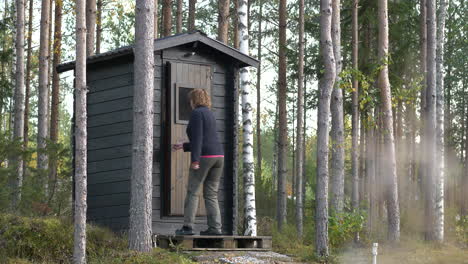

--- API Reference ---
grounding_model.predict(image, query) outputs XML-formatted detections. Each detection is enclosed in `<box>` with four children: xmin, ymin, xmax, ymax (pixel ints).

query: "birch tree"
<box><xmin>435</xmin><ymin>0</ymin><xmax>447</xmax><ymax>243</ymax></box>
<box><xmin>330</xmin><ymin>0</ymin><xmax>344</xmax><ymax>215</ymax></box>
<box><xmin>73</xmin><ymin>0</ymin><xmax>87</xmax><ymax>261</ymax></box>
<box><xmin>11</xmin><ymin>0</ymin><xmax>26</xmax><ymax>209</ymax></box>
<box><xmin>378</xmin><ymin>0</ymin><xmax>400</xmax><ymax>242</ymax></box>
<box><xmin>188</xmin><ymin>0</ymin><xmax>196</xmax><ymax>31</ymax></box>
<box><xmin>315</xmin><ymin>0</ymin><xmax>335</xmax><ymax>256</ymax></box>
<box><xmin>237</xmin><ymin>0</ymin><xmax>257</xmax><ymax>236</ymax></box>
<box><xmin>295</xmin><ymin>0</ymin><xmax>305</xmax><ymax>238</ymax></box>
<box><xmin>37</xmin><ymin>0</ymin><xmax>50</xmax><ymax>181</ymax></box>
<box><xmin>217</xmin><ymin>0</ymin><xmax>230</xmax><ymax>43</ymax></box>
<box><xmin>86</xmin><ymin>0</ymin><xmax>96</xmax><ymax>56</ymax></box>
<box><xmin>277</xmin><ymin>0</ymin><xmax>288</xmax><ymax>231</ymax></box>
<box><xmin>49</xmin><ymin>0</ymin><xmax>63</xmax><ymax>202</ymax></box>
<box><xmin>129</xmin><ymin>0</ymin><xmax>154</xmax><ymax>252</ymax></box>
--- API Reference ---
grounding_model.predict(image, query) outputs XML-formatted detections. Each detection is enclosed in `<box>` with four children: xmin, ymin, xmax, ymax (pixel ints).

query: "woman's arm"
<box><xmin>188</xmin><ymin>110</ymin><xmax>203</xmax><ymax>163</ymax></box>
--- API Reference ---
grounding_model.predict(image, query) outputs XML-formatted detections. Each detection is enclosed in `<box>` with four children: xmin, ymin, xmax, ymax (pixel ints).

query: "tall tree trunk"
<box><xmin>86</xmin><ymin>0</ymin><xmax>96</xmax><ymax>56</ymax></box>
<box><xmin>154</xmin><ymin>0</ymin><xmax>159</xmax><ymax>38</ymax></box>
<box><xmin>233</xmin><ymin>0</ymin><xmax>239</xmax><ymax>49</ymax></box>
<box><xmin>418</xmin><ymin>0</ymin><xmax>427</xmax><ymax>202</ymax></box>
<box><xmin>277</xmin><ymin>0</ymin><xmax>288</xmax><ymax>231</ymax></box>
<box><xmin>366</xmin><ymin>111</ymin><xmax>376</xmax><ymax>234</ymax></box>
<box><xmin>95</xmin><ymin>0</ymin><xmax>102</xmax><ymax>54</ymax></box>
<box><xmin>238</xmin><ymin>0</ymin><xmax>257</xmax><ymax>236</ymax></box>
<box><xmin>48</xmin><ymin>0</ymin><xmax>63</xmax><ymax>204</ymax></box>
<box><xmin>73</xmin><ymin>0</ymin><xmax>87</xmax><ymax>262</ymax></box>
<box><xmin>295</xmin><ymin>0</ymin><xmax>305</xmax><ymax>238</ymax></box>
<box><xmin>434</xmin><ymin>0</ymin><xmax>446</xmax><ymax>242</ymax></box>
<box><xmin>255</xmin><ymin>0</ymin><xmax>262</xmax><ymax>179</ymax></box>
<box><xmin>424</xmin><ymin>0</ymin><xmax>437</xmax><ymax>241</ymax></box>
<box><xmin>129</xmin><ymin>0</ymin><xmax>154</xmax><ymax>252</ymax></box>
<box><xmin>176</xmin><ymin>0</ymin><xmax>182</xmax><ymax>33</ymax></box>
<box><xmin>11</xmin><ymin>0</ymin><xmax>26</xmax><ymax>210</ymax></box>
<box><xmin>378</xmin><ymin>0</ymin><xmax>400</xmax><ymax>242</ymax></box>
<box><xmin>217</xmin><ymin>0</ymin><xmax>229</xmax><ymax>43</ymax></box>
<box><xmin>23</xmin><ymin>0</ymin><xmax>33</xmax><ymax>178</ymax></box>
<box><xmin>188</xmin><ymin>0</ymin><xmax>196</xmax><ymax>31</ymax></box>
<box><xmin>162</xmin><ymin>0</ymin><xmax>172</xmax><ymax>36</ymax></box>
<box><xmin>330</xmin><ymin>0</ymin><xmax>344</xmax><ymax>215</ymax></box>
<box><xmin>37</xmin><ymin>0</ymin><xmax>50</xmax><ymax>185</ymax></box>
<box><xmin>315</xmin><ymin>0</ymin><xmax>335</xmax><ymax>256</ymax></box>
<box><xmin>351</xmin><ymin>0</ymin><xmax>359</xmax><ymax>216</ymax></box>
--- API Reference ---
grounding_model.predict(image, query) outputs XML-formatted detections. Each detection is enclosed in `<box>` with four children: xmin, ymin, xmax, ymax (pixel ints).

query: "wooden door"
<box><xmin>168</xmin><ymin>62</ymin><xmax>212</xmax><ymax>216</ymax></box>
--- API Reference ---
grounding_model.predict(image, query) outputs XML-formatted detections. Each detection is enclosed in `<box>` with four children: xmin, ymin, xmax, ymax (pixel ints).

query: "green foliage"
<box><xmin>328</xmin><ymin>208</ymin><xmax>367</xmax><ymax>249</ymax></box>
<box><xmin>455</xmin><ymin>215</ymin><xmax>468</xmax><ymax>247</ymax></box>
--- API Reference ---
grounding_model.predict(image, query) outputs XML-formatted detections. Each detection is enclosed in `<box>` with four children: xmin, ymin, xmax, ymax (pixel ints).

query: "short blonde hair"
<box><xmin>189</xmin><ymin>89</ymin><xmax>211</xmax><ymax>108</ymax></box>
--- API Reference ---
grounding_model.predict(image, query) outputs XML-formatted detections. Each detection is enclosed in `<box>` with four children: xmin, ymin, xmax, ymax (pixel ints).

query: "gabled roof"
<box><xmin>57</xmin><ymin>31</ymin><xmax>258</xmax><ymax>73</ymax></box>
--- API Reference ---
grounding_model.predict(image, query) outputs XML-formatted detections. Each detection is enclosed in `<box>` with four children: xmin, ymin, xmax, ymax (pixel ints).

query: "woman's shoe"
<box><xmin>175</xmin><ymin>226</ymin><xmax>194</xmax><ymax>235</ymax></box>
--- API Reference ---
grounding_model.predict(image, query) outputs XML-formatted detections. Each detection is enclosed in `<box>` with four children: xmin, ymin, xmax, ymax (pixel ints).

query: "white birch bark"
<box><xmin>316</xmin><ymin>0</ymin><xmax>335</xmax><ymax>256</ymax></box>
<box><xmin>378</xmin><ymin>0</ymin><xmax>400</xmax><ymax>242</ymax></box>
<box><xmin>86</xmin><ymin>0</ymin><xmax>96</xmax><ymax>56</ymax></box>
<box><xmin>435</xmin><ymin>0</ymin><xmax>446</xmax><ymax>243</ymax></box>
<box><xmin>330</xmin><ymin>0</ymin><xmax>344</xmax><ymax>215</ymax></box>
<box><xmin>238</xmin><ymin>0</ymin><xmax>256</xmax><ymax>237</ymax></box>
<box><xmin>37</xmin><ymin>0</ymin><xmax>50</xmax><ymax>178</ymax></box>
<box><xmin>11</xmin><ymin>0</ymin><xmax>26</xmax><ymax>209</ymax></box>
<box><xmin>295</xmin><ymin>0</ymin><xmax>305</xmax><ymax>238</ymax></box>
<box><xmin>129</xmin><ymin>0</ymin><xmax>154</xmax><ymax>251</ymax></box>
<box><xmin>73</xmin><ymin>0</ymin><xmax>87</xmax><ymax>262</ymax></box>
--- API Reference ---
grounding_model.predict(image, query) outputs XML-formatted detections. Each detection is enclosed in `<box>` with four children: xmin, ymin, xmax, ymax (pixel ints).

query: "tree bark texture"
<box><xmin>277</xmin><ymin>0</ymin><xmax>288</xmax><ymax>231</ymax></box>
<box><xmin>162</xmin><ymin>0</ymin><xmax>172</xmax><ymax>36</ymax></box>
<box><xmin>238</xmin><ymin>0</ymin><xmax>257</xmax><ymax>236</ymax></box>
<box><xmin>295</xmin><ymin>0</ymin><xmax>305</xmax><ymax>238</ymax></box>
<box><xmin>176</xmin><ymin>0</ymin><xmax>182</xmax><ymax>33</ymax></box>
<box><xmin>315</xmin><ymin>0</ymin><xmax>335</xmax><ymax>257</ymax></box>
<box><xmin>188</xmin><ymin>0</ymin><xmax>196</xmax><ymax>31</ymax></box>
<box><xmin>217</xmin><ymin>0</ymin><xmax>230</xmax><ymax>43</ymax></box>
<box><xmin>233</xmin><ymin>0</ymin><xmax>239</xmax><ymax>49</ymax></box>
<box><xmin>129</xmin><ymin>0</ymin><xmax>154</xmax><ymax>252</ymax></box>
<box><xmin>418</xmin><ymin>0</ymin><xmax>427</xmax><ymax>202</ymax></box>
<box><xmin>378</xmin><ymin>0</ymin><xmax>400</xmax><ymax>242</ymax></box>
<box><xmin>330</xmin><ymin>0</ymin><xmax>344</xmax><ymax>215</ymax></box>
<box><xmin>96</xmin><ymin>0</ymin><xmax>102</xmax><ymax>53</ymax></box>
<box><xmin>48</xmin><ymin>0</ymin><xmax>63</xmax><ymax>204</ymax></box>
<box><xmin>23</xmin><ymin>0</ymin><xmax>33</xmax><ymax>177</ymax></box>
<box><xmin>366</xmin><ymin>112</ymin><xmax>376</xmax><ymax>234</ymax></box>
<box><xmin>73</xmin><ymin>0</ymin><xmax>87</xmax><ymax>262</ymax></box>
<box><xmin>11</xmin><ymin>0</ymin><xmax>26</xmax><ymax>210</ymax></box>
<box><xmin>86</xmin><ymin>0</ymin><xmax>96</xmax><ymax>56</ymax></box>
<box><xmin>351</xmin><ymin>0</ymin><xmax>359</xmax><ymax>214</ymax></box>
<box><xmin>154</xmin><ymin>0</ymin><xmax>158</xmax><ymax>38</ymax></box>
<box><xmin>255</xmin><ymin>0</ymin><xmax>262</xmax><ymax>180</ymax></box>
<box><xmin>37</xmin><ymin>0</ymin><xmax>50</xmax><ymax>176</ymax></box>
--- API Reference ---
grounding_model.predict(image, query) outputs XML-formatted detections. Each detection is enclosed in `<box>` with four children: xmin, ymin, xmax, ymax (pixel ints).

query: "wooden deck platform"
<box><xmin>155</xmin><ymin>235</ymin><xmax>272</xmax><ymax>251</ymax></box>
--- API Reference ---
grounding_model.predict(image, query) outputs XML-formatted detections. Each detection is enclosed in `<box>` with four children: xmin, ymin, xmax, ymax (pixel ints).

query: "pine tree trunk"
<box><xmin>351</xmin><ymin>0</ymin><xmax>359</xmax><ymax>216</ymax></box>
<box><xmin>73</xmin><ymin>0</ymin><xmax>87</xmax><ymax>262</ymax></box>
<box><xmin>48</xmin><ymin>0</ymin><xmax>63</xmax><ymax>203</ymax></box>
<box><xmin>366</xmin><ymin>111</ymin><xmax>376</xmax><ymax>234</ymax></box>
<box><xmin>238</xmin><ymin>0</ymin><xmax>257</xmax><ymax>236</ymax></box>
<box><xmin>129</xmin><ymin>0</ymin><xmax>154</xmax><ymax>252</ymax></box>
<box><xmin>295</xmin><ymin>0</ymin><xmax>305</xmax><ymax>238</ymax></box>
<box><xmin>315</xmin><ymin>0</ymin><xmax>336</xmax><ymax>256</ymax></box>
<box><xmin>330</xmin><ymin>0</ymin><xmax>344</xmax><ymax>215</ymax></box>
<box><xmin>154</xmin><ymin>0</ymin><xmax>158</xmax><ymax>38</ymax></box>
<box><xmin>162</xmin><ymin>0</ymin><xmax>172</xmax><ymax>36</ymax></box>
<box><xmin>188</xmin><ymin>0</ymin><xmax>196</xmax><ymax>31</ymax></box>
<box><xmin>37</xmin><ymin>0</ymin><xmax>50</xmax><ymax>181</ymax></box>
<box><xmin>378</xmin><ymin>0</ymin><xmax>400</xmax><ymax>242</ymax></box>
<box><xmin>86</xmin><ymin>0</ymin><xmax>96</xmax><ymax>56</ymax></box>
<box><xmin>255</xmin><ymin>0</ymin><xmax>262</xmax><ymax>179</ymax></box>
<box><xmin>233</xmin><ymin>0</ymin><xmax>239</xmax><ymax>49</ymax></box>
<box><xmin>277</xmin><ymin>0</ymin><xmax>288</xmax><ymax>231</ymax></box>
<box><xmin>434</xmin><ymin>0</ymin><xmax>446</xmax><ymax>242</ymax></box>
<box><xmin>217</xmin><ymin>0</ymin><xmax>229</xmax><ymax>43</ymax></box>
<box><xmin>176</xmin><ymin>0</ymin><xmax>182</xmax><ymax>33</ymax></box>
<box><xmin>95</xmin><ymin>0</ymin><xmax>102</xmax><ymax>54</ymax></box>
<box><xmin>418</xmin><ymin>0</ymin><xmax>427</xmax><ymax>202</ymax></box>
<box><xmin>11</xmin><ymin>0</ymin><xmax>26</xmax><ymax>210</ymax></box>
<box><xmin>23</xmin><ymin>0</ymin><xmax>33</xmax><ymax>178</ymax></box>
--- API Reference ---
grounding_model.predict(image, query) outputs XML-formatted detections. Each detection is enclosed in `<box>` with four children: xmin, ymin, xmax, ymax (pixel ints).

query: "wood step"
<box><xmin>156</xmin><ymin>235</ymin><xmax>272</xmax><ymax>251</ymax></box>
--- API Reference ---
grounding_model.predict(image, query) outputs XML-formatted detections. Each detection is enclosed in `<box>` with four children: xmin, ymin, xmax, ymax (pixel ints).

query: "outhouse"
<box><xmin>57</xmin><ymin>31</ymin><xmax>258</xmax><ymax>235</ymax></box>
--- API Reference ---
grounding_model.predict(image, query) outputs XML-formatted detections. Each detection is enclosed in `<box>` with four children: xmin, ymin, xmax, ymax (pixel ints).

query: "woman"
<box><xmin>172</xmin><ymin>89</ymin><xmax>224</xmax><ymax>236</ymax></box>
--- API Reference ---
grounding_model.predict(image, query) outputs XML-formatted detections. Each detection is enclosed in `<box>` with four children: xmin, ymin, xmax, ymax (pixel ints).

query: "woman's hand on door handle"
<box><xmin>172</xmin><ymin>143</ymin><xmax>183</xmax><ymax>151</ymax></box>
<box><xmin>191</xmin><ymin>162</ymin><xmax>200</xmax><ymax>170</ymax></box>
